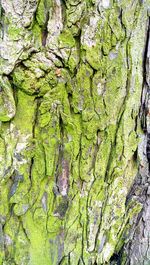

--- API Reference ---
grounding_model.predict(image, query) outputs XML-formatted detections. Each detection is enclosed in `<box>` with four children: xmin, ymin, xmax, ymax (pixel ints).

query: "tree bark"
<box><xmin>0</xmin><ymin>0</ymin><xmax>150</xmax><ymax>264</ymax></box>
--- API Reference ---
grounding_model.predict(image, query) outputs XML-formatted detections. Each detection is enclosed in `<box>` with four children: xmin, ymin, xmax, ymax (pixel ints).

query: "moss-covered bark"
<box><xmin>0</xmin><ymin>0</ymin><xmax>150</xmax><ymax>264</ymax></box>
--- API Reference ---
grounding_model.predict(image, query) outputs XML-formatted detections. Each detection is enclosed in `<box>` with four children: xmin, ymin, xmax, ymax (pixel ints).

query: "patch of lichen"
<box><xmin>57</xmin><ymin>29</ymin><xmax>79</xmax><ymax>72</ymax></box>
<box><xmin>0</xmin><ymin>76</ymin><xmax>16</xmax><ymax>122</ymax></box>
<box><xmin>12</xmin><ymin>66</ymin><xmax>51</xmax><ymax>95</ymax></box>
<box><xmin>115</xmin><ymin>199</ymin><xmax>143</xmax><ymax>254</ymax></box>
<box><xmin>12</xmin><ymin>56</ymin><xmax>74</xmax><ymax>96</ymax></box>
<box><xmin>7</xmin><ymin>90</ymin><xmax>36</xmax><ymax>209</ymax></box>
<box><xmin>65</xmin><ymin>0</ymin><xmax>87</xmax><ymax>36</ymax></box>
<box><xmin>120</xmin><ymin>0</ymin><xmax>142</xmax><ymax>36</ymax></box>
<box><xmin>81</xmin><ymin>6</ymin><xmax>126</xmax><ymax>71</ymax></box>
<box><xmin>7</xmin><ymin>24</ymin><xmax>23</xmax><ymax>41</ymax></box>
<box><xmin>3</xmin><ymin>14</ymin><xmax>24</xmax><ymax>41</ymax></box>
<box><xmin>33</xmin><ymin>0</ymin><xmax>52</xmax><ymax>45</ymax></box>
<box><xmin>91</xmin><ymin>43</ymin><xmax>127</xmax><ymax>130</ymax></box>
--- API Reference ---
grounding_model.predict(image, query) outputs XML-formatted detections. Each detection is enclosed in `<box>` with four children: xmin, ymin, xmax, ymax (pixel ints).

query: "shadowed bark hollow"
<box><xmin>0</xmin><ymin>0</ymin><xmax>150</xmax><ymax>264</ymax></box>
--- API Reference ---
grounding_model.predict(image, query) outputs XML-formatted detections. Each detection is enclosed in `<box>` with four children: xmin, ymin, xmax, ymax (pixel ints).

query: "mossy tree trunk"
<box><xmin>0</xmin><ymin>0</ymin><xmax>150</xmax><ymax>264</ymax></box>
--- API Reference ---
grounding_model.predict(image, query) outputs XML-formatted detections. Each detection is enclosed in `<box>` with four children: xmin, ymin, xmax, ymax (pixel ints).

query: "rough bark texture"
<box><xmin>0</xmin><ymin>0</ymin><xmax>150</xmax><ymax>264</ymax></box>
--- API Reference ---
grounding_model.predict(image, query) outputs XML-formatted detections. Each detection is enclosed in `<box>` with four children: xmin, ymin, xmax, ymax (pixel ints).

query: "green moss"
<box><xmin>102</xmin><ymin>23</ymin><xmax>112</xmax><ymax>55</ymax></box>
<box><xmin>12</xmin><ymin>67</ymin><xmax>36</xmax><ymax>95</ymax></box>
<box><xmin>22</xmin><ymin>211</ymin><xmax>51</xmax><ymax>265</ymax></box>
<box><xmin>36</xmin><ymin>0</ymin><xmax>46</xmax><ymax>27</ymax></box>
<box><xmin>58</xmin><ymin>30</ymin><xmax>75</xmax><ymax>48</ymax></box>
<box><xmin>85</xmin><ymin>45</ymin><xmax>102</xmax><ymax>70</ymax></box>
<box><xmin>67</xmin><ymin>48</ymin><xmax>79</xmax><ymax>73</ymax></box>
<box><xmin>36</xmin><ymin>0</ymin><xmax>52</xmax><ymax>27</ymax></box>
<box><xmin>32</xmin><ymin>23</ymin><xmax>42</xmax><ymax>47</ymax></box>
<box><xmin>12</xmin><ymin>89</ymin><xmax>36</xmax><ymax>133</ymax></box>
<box><xmin>72</xmin><ymin>63</ymin><xmax>94</xmax><ymax>113</ymax></box>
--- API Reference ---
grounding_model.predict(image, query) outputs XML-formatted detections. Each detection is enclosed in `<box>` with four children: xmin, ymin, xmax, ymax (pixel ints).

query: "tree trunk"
<box><xmin>0</xmin><ymin>0</ymin><xmax>150</xmax><ymax>264</ymax></box>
